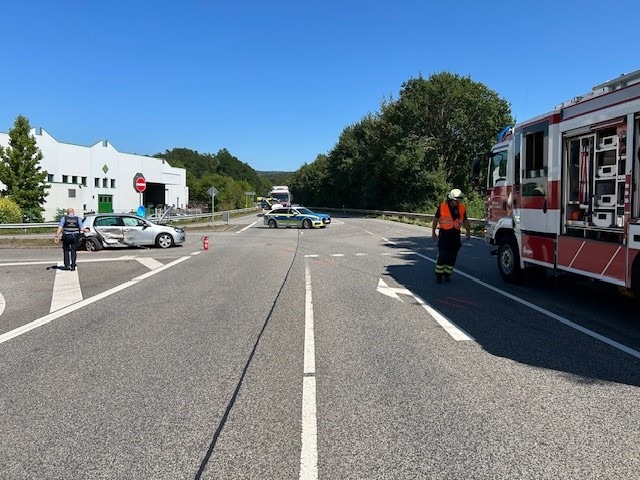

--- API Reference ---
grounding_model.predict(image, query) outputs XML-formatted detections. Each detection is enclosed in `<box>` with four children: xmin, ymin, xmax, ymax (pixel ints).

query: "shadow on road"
<box><xmin>383</xmin><ymin>234</ymin><xmax>640</xmax><ymax>388</ymax></box>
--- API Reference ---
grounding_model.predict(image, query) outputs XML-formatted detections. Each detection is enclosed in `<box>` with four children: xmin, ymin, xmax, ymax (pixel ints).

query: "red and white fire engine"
<box><xmin>472</xmin><ymin>70</ymin><xmax>640</xmax><ymax>295</ymax></box>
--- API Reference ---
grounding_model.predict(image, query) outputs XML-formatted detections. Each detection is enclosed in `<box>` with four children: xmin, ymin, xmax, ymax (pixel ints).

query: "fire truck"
<box><xmin>472</xmin><ymin>70</ymin><xmax>640</xmax><ymax>296</ymax></box>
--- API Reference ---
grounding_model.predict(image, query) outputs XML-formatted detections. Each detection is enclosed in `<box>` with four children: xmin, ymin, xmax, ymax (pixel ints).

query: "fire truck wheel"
<box><xmin>497</xmin><ymin>235</ymin><xmax>523</xmax><ymax>284</ymax></box>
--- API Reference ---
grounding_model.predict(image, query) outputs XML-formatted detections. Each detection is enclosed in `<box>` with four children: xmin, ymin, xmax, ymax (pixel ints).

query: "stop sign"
<box><xmin>135</xmin><ymin>176</ymin><xmax>146</xmax><ymax>193</ymax></box>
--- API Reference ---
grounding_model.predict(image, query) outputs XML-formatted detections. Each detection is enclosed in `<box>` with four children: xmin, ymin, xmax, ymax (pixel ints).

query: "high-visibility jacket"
<box><xmin>438</xmin><ymin>201</ymin><xmax>465</xmax><ymax>230</ymax></box>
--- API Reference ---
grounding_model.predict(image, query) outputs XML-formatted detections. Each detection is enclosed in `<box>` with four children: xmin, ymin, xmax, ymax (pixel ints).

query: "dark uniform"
<box><xmin>60</xmin><ymin>215</ymin><xmax>83</xmax><ymax>270</ymax></box>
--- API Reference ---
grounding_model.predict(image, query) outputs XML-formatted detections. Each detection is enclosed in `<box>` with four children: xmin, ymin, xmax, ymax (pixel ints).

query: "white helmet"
<box><xmin>448</xmin><ymin>188</ymin><xmax>464</xmax><ymax>200</ymax></box>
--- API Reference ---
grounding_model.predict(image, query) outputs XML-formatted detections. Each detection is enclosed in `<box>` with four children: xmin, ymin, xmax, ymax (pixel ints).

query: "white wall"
<box><xmin>0</xmin><ymin>127</ymin><xmax>188</xmax><ymax>221</ymax></box>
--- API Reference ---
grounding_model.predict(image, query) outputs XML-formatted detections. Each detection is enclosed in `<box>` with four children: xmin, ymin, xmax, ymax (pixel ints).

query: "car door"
<box><xmin>93</xmin><ymin>215</ymin><xmax>125</xmax><ymax>245</ymax></box>
<box><xmin>122</xmin><ymin>216</ymin><xmax>153</xmax><ymax>246</ymax></box>
<box><xmin>289</xmin><ymin>208</ymin><xmax>303</xmax><ymax>226</ymax></box>
<box><xmin>280</xmin><ymin>208</ymin><xmax>295</xmax><ymax>226</ymax></box>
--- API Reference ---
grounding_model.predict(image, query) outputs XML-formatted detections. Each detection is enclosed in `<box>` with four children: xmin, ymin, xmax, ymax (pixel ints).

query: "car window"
<box><xmin>123</xmin><ymin>216</ymin><xmax>146</xmax><ymax>227</ymax></box>
<box><xmin>272</xmin><ymin>208</ymin><xmax>287</xmax><ymax>214</ymax></box>
<box><xmin>94</xmin><ymin>216</ymin><xmax>124</xmax><ymax>227</ymax></box>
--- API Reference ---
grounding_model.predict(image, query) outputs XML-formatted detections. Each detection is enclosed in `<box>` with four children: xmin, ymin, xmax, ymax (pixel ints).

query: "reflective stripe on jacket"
<box><xmin>438</xmin><ymin>201</ymin><xmax>465</xmax><ymax>230</ymax></box>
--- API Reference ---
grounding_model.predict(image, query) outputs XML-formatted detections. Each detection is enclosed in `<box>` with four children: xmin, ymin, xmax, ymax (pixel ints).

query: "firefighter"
<box><xmin>431</xmin><ymin>188</ymin><xmax>471</xmax><ymax>283</ymax></box>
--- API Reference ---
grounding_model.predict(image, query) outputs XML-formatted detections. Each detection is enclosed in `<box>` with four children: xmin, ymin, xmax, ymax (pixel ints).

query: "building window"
<box><xmin>81</xmin><ymin>176</ymin><xmax>87</xmax><ymax>186</ymax></box>
<box><xmin>102</xmin><ymin>178</ymin><xmax>108</xmax><ymax>188</ymax></box>
<box><xmin>47</xmin><ymin>174</ymin><xmax>54</xmax><ymax>182</ymax></box>
<box><xmin>62</xmin><ymin>175</ymin><xmax>69</xmax><ymax>183</ymax></box>
<box><xmin>68</xmin><ymin>189</ymin><xmax>76</xmax><ymax>198</ymax></box>
<box><xmin>94</xmin><ymin>177</ymin><xmax>100</xmax><ymax>187</ymax></box>
<box><xmin>72</xmin><ymin>176</ymin><xmax>78</xmax><ymax>184</ymax></box>
<box><xmin>110</xmin><ymin>179</ymin><xmax>116</xmax><ymax>188</ymax></box>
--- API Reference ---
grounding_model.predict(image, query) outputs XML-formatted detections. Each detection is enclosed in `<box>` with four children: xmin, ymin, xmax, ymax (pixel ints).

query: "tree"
<box><xmin>0</xmin><ymin>196</ymin><xmax>22</xmax><ymax>223</ymax></box>
<box><xmin>0</xmin><ymin>115</ymin><xmax>49</xmax><ymax>222</ymax></box>
<box><xmin>293</xmin><ymin>72</ymin><xmax>513</xmax><ymax>212</ymax></box>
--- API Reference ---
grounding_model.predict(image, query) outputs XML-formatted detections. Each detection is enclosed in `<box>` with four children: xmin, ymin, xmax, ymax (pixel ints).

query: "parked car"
<box><xmin>263</xmin><ymin>207</ymin><xmax>331</xmax><ymax>229</ymax></box>
<box><xmin>80</xmin><ymin>212</ymin><xmax>186</xmax><ymax>250</ymax></box>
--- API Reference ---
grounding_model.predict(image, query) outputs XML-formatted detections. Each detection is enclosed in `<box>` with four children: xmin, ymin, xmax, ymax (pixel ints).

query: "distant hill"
<box><xmin>257</xmin><ymin>171</ymin><xmax>294</xmax><ymax>186</ymax></box>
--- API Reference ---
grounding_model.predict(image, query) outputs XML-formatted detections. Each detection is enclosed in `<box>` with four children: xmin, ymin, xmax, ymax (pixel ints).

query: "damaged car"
<box><xmin>81</xmin><ymin>211</ymin><xmax>185</xmax><ymax>250</ymax></box>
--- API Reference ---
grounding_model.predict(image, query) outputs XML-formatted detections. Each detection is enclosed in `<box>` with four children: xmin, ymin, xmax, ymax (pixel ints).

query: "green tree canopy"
<box><xmin>0</xmin><ymin>115</ymin><xmax>49</xmax><ymax>222</ymax></box>
<box><xmin>290</xmin><ymin>72</ymin><xmax>513</xmax><ymax>214</ymax></box>
<box><xmin>155</xmin><ymin>147</ymin><xmax>273</xmax><ymax>207</ymax></box>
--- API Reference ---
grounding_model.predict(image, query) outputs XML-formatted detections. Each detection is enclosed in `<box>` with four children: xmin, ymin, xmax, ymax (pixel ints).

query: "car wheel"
<box><xmin>302</xmin><ymin>219</ymin><xmax>312</xmax><ymax>229</ymax></box>
<box><xmin>156</xmin><ymin>233</ymin><xmax>174</xmax><ymax>249</ymax></box>
<box><xmin>85</xmin><ymin>237</ymin><xmax>102</xmax><ymax>252</ymax></box>
<box><xmin>268</xmin><ymin>219</ymin><xmax>277</xmax><ymax>229</ymax></box>
<box><xmin>497</xmin><ymin>235</ymin><xmax>523</xmax><ymax>284</ymax></box>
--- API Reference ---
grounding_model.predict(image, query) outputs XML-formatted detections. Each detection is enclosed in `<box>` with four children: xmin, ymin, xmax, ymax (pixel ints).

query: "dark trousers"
<box><xmin>435</xmin><ymin>245</ymin><xmax>460</xmax><ymax>279</ymax></box>
<box><xmin>62</xmin><ymin>233</ymin><xmax>79</xmax><ymax>268</ymax></box>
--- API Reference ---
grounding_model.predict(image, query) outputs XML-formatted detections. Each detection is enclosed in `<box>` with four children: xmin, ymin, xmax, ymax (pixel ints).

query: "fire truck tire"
<box><xmin>497</xmin><ymin>235</ymin><xmax>523</xmax><ymax>284</ymax></box>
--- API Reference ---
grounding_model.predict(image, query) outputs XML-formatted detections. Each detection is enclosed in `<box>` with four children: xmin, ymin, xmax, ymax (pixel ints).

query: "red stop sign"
<box><xmin>135</xmin><ymin>176</ymin><xmax>147</xmax><ymax>193</ymax></box>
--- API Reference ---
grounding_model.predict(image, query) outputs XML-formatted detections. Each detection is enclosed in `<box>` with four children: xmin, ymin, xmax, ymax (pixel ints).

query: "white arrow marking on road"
<box><xmin>0</xmin><ymin>291</ymin><xmax>5</xmax><ymax>316</ymax></box>
<box><xmin>377</xmin><ymin>278</ymin><xmax>473</xmax><ymax>342</ymax></box>
<box><xmin>376</xmin><ymin>278</ymin><xmax>408</xmax><ymax>301</ymax></box>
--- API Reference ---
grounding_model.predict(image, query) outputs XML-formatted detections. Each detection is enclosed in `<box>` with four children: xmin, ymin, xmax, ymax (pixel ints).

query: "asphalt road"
<box><xmin>0</xmin><ymin>214</ymin><xmax>639</xmax><ymax>479</ymax></box>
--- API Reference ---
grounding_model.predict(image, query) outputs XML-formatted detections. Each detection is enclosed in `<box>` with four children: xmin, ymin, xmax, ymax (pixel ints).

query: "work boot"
<box><xmin>436</xmin><ymin>275</ymin><xmax>443</xmax><ymax>284</ymax></box>
<box><xmin>444</xmin><ymin>275</ymin><xmax>451</xmax><ymax>283</ymax></box>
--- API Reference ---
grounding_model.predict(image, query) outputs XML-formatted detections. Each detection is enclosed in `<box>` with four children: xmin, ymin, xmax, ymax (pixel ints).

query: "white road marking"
<box><xmin>409</xmin><ymin>251</ymin><xmax>640</xmax><ymax>359</ymax></box>
<box><xmin>376</xmin><ymin>278</ymin><xmax>473</xmax><ymax>341</ymax></box>
<box><xmin>329</xmin><ymin>254</ymin><xmax>344</xmax><ymax>257</ymax></box>
<box><xmin>136</xmin><ymin>257</ymin><xmax>163</xmax><ymax>270</ymax></box>
<box><xmin>50</xmin><ymin>264</ymin><xmax>83</xmax><ymax>312</ymax></box>
<box><xmin>299</xmin><ymin>259</ymin><xmax>318</xmax><ymax>479</ymax></box>
<box><xmin>0</xmin><ymin>292</ymin><xmax>5</xmax><ymax>316</ymax></box>
<box><xmin>0</xmin><ymin>256</ymin><xmax>190</xmax><ymax>345</ymax></box>
<box><xmin>376</xmin><ymin>278</ymin><xmax>403</xmax><ymax>301</ymax></box>
<box><xmin>237</xmin><ymin>220</ymin><xmax>259</xmax><ymax>233</ymax></box>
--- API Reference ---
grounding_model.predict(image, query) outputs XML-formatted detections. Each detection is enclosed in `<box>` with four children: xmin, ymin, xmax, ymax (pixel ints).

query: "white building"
<box><xmin>0</xmin><ymin>127</ymin><xmax>188</xmax><ymax>221</ymax></box>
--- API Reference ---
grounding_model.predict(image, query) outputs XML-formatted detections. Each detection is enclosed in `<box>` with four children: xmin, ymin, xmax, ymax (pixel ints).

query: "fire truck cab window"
<box><xmin>525</xmin><ymin>130</ymin><xmax>546</xmax><ymax>177</ymax></box>
<box><xmin>489</xmin><ymin>151</ymin><xmax>508</xmax><ymax>188</ymax></box>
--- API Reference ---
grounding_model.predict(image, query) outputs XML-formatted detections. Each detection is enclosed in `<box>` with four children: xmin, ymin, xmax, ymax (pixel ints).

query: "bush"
<box><xmin>0</xmin><ymin>196</ymin><xmax>22</xmax><ymax>223</ymax></box>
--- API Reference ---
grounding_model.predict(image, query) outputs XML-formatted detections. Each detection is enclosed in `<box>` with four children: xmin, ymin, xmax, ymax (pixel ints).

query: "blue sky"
<box><xmin>1</xmin><ymin>1</ymin><xmax>638</xmax><ymax>172</ymax></box>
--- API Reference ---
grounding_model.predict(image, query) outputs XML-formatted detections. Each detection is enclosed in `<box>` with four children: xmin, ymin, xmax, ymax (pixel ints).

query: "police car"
<box><xmin>263</xmin><ymin>206</ymin><xmax>331</xmax><ymax>229</ymax></box>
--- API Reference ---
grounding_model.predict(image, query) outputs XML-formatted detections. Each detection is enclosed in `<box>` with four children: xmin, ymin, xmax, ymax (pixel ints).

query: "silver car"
<box><xmin>81</xmin><ymin>213</ymin><xmax>185</xmax><ymax>250</ymax></box>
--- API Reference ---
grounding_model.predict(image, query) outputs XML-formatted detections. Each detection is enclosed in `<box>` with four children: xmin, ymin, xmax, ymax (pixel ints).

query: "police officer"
<box><xmin>432</xmin><ymin>189</ymin><xmax>471</xmax><ymax>283</ymax></box>
<box><xmin>54</xmin><ymin>208</ymin><xmax>87</xmax><ymax>271</ymax></box>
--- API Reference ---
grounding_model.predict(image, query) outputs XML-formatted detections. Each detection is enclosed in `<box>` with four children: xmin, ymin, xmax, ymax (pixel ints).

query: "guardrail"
<box><xmin>311</xmin><ymin>207</ymin><xmax>485</xmax><ymax>228</ymax></box>
<box><xmin>0</xmin><ymin>207</ymin><xmax>260</xmax><ymax>231</ymax></box>
<box><xmin>0</xmin><ymin>207</ymin><xmax>485</xmax><ymax>231</ymax></box>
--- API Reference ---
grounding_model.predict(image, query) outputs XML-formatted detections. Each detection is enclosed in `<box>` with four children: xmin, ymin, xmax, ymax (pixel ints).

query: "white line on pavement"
<box><xmin>409</xmin><ymin>251</ymin><xmax>640</xmax><ymax>360</ymax></box>
<box><xmin>0</xmin><ymin>256</ymin><xmax>190</xmax><ymax>345</ymax></box>
<box><xmin>299</xmin><ymin>258</ymin><xmax>318</xmax><ymax>479</ymax></box>
<box><xmin>50</xmin><ymin>263</ymin><xmax>83</xmax><ymax>313</ymax></box>
<box><xmin>136</xmin><ymin>257</ymin><xmax>164</xmax><ymax>270</ymax></box>
<box><xmin>236</xmin><ymin>221</ymin><xmax>259</xmax><ymax>232</ymax></box>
